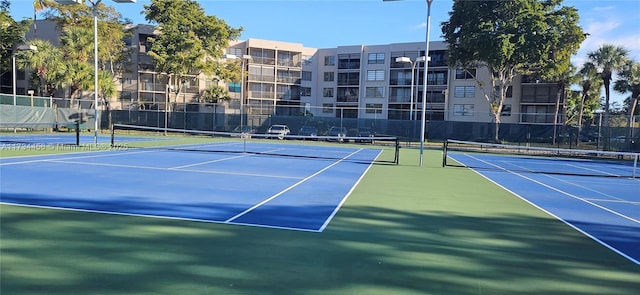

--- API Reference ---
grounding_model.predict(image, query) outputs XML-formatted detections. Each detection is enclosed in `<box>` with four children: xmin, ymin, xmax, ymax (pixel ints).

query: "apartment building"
<box><xmin>6</xmin><ymin>21</ymin><xmax>561</xmax><ymax>126</ymax></box>
<box><xmin>124</xmin><ymin>23</ymin><xmax>561</xmax><ymax>125</ymax></box>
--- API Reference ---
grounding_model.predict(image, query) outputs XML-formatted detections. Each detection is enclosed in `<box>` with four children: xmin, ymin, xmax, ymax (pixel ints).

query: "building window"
<box><xmin>302</xmin><ymin>55</ymin><xmax>313</xmax><ymax>65</ymax></box>
<box><xmin>428</xmin><ymin>71</ymin><xmax>447</xmax><ymax>85</ymax></box>
<box><xmin>453</xmin><ymin>104</ymin><xmax>474</xmax><ymax>116</ymax></box>
<box><xmin>228</xmin><ymin>47</ymin><xmax>242</xmax><ymax>57</ymax></box>
<box><xmin>337</xmin><ymin>72</ymin><xmax>360</xmax><ymax>86</ymax></box>
<box><xmin>324</xmin><ymin>56</ymin><xmax>335</xmax><ymax>66</ymax></box>
<box><xmin>454</xmin><ymin>86</ymin><xmax>475</xmax><ymax>98</ymax></box>
<box><xmin>323</xmin><ymin>103</ymin><xmax>334</xmax><ymax>113</ymax></box>
<box><xmin>338</xmin><ymin>108</ymin><xmax>359</xmax><ymax>118</ymax></box>
<box><xmin>368</xmin><ymin>53</ymin><xmax>385</xmax><ymax>64</ymax></box>
<box><xmin>337</xmin><ymin>87</ymin><xmax>359</xmax><ymax>102</ymax></box>
<box><xmin>323</xmin><ymin>88</ymin><xmax>334</xmax><ymax>98</ymax></box>
<box><xmin>300</xmin><ymin>87</ymin><xmax>311</xmax><ymax>97</ymax></box>
<box><xmin>302</xmin><ymin>71</ymin><xmax>312</xmax><ymax>81</ymax></box>
<box><xmin>367</xmin><ymin>70</ymin><xmax>385</xmax><ymax>81</ymax></box>
<box><xmin>501</xmin><ymin>104</ymin><xmax>512</xmax><ymax>117</ymax></box>
<box><xmin>228</xmin><ymin>82</ymin><xmax>240</xmax><ymax>93</ymax></box>
<box><xmin>338</xmin><ymin>53</ymin><xmax>360</xmax><ymax>70</ymax></box>
<box><xmin>365</xmin><ymin>103</ymin><xmax>383</xmax><ymax>114</ymax></box>
<box><xmin>494</xmin><ymin>86</ymin><xmax>513</xmax><ymax>98</ymax></box>
<box><xmin>324</xmin><ymin>72</ymin><xmax>334</xmax><ymax>82</ymax></box>
<box><xmin>365</xmin><ymin>87</ymin><xmax>384</xmax><ymax>98</ymax></box>
<box><xmin>455</xmin><ymin>69</ymin><xmax>476</xmax><ymax>79</ymax></box>
<box><xmin>119</xmin><ymin>91</ymin><xmax>132</xmax><ymax>101</ymax></box>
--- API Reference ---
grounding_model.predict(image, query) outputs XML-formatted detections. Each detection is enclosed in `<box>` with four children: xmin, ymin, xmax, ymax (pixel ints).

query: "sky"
<box><xmin>8</xmin><ymin>0</ymin><xmax>640</xmax><ymax>105</ymax></box>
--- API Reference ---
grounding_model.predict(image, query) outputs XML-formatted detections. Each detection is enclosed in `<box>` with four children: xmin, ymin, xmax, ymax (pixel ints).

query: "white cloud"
<box><xmin>592</xmin><ymin>5</ymin><xmax>615</xmax><ymax>12</ymax></box>
<box><xmin>584</xmin><ymin>20</ymin><xmax>620</xmax><ymax>35</ymax></box>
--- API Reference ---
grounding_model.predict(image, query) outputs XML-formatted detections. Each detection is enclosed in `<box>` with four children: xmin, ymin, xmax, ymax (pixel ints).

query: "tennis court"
<box><xmin>444</xmin><ymin>140</ymin><xmax>640</xmax><ymax>264</ymax></box>
<box><xmin>0</xmin><ymin>136</ymin><xmax>387</xmax><ymax>232</ymax></box>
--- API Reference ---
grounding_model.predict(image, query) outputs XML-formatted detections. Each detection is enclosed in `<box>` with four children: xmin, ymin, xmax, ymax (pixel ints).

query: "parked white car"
<box><xmin>266</xmin><ymin>124</ymin><xmax>290</xmax><ymax>139</ymax></box>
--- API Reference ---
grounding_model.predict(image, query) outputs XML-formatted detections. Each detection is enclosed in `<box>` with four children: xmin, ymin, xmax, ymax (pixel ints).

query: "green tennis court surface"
<box><xmin>1</xmin><ymin>147</ymin><xmax>638</xmax><ymax>294</ymax></box>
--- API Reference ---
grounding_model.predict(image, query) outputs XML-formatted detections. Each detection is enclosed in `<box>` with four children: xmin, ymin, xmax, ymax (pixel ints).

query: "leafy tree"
<box><xmin>0</xmin><ymin>2</ymin><xmax>32</xmax><ymax>83</ymax></box>
<box><xmin>441</xmin><ymin>0</ymin><xmax>585</xmax><ymax>142</ymax></box>
<box><xmin>585</xmin><ymin>44</ymin><xmax>630</xmax><ymax>128</ymax></box>
<box><xmin>41</xmin><ymin>1</ymin><xmax>129</xmax><ymax>99</ymax></box>
<box><xmin>613</xmin><ymin>61</ymin><xmax>640</xmax><ymax>142</ymax></box>
<box><xmin>143</xmin><ymin>0</ymin><xmax>242</xmax><ymax>101</ymax></box>
<box><xmin>537</xmin><ymin>4</ymin><xmax>585</xmax><ymax>144</ymax></box>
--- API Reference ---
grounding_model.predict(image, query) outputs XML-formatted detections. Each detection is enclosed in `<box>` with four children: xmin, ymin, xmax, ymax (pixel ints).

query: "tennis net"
<box><xmin>111</xmin><ymin>124</ymin><xmax>400</xmax><ymax>164</ymax></box>
<box><xmin>0</xmin><ymin>122</ymin><xmax>81</xmax><ymax>146</ymax></box>
<box><xmin>443</xmin><ymin>139</ymin><xmax>639</xmax><ymax>178</ymax></box>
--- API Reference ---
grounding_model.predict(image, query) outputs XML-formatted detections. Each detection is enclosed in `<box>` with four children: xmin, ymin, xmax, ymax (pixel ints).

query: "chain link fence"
<box><xmin>2</xmin><ymin>93</ymin><xmax>638</xmax><ymax>152</ymax></box>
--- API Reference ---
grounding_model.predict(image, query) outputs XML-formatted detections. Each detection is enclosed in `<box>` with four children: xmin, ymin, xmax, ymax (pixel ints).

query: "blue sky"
<box><xmin>9</xmin><ymin>0</ymin><xmax>640</xmax><ymax>105</ymax></box>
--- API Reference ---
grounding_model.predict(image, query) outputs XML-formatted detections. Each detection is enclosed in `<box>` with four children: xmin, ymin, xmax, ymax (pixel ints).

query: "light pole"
<box><xmin>165</xmin><ymin>83</ymin><xmax>173</xmax><ymax>135</ymax></box>
<box><xmin>224</xmin><ymin>54</ymin><xmax>252</xmax><ymax>132</ymax></box>
<box><xmin>386</xmin><ymin>0</ymin><xmax>433</xmax><ymax>166</ymax></box>
<box><xmin>12</xmin><ymin>45</ymin><xmax>38</xmax><ymax>106</ymax></box>
<box><xmin>56</xmin><ymin>0</ymin><xmax>135</xmax><ymax>145</ymax></box>
<box><xmin>395</xmin><ymin>56</ymin><xmax>426</xmax><ymax>121</ymax></box>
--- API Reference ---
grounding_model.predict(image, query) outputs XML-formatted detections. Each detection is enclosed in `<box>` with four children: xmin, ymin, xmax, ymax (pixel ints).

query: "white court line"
<box><xmin>468</xmin><ymin>154</ymin><xmax>639</xmax><ymax>223</ymax></box>
<box><xmin>225</xmin><ymin>148</ymin><xmax>365</xmax><ymax>223</ymax></box>
<box><xmin>0</xmin><ymin>149</ymin><xmax>157</xmax><ymax>166</ymax></box>
<box><xmin>584</xmin><ymin>198</ymin><xmax>640</xmax><ymax>205</ymax></box>
<box><xmin>500</xmin><ymin>159</ymin><xmax>637</xmax><ymax>206</ymax></box>
<box><xmin>0</xmin><ymin>202</ymin><xmax>321</xmax><ymax>233</ymax></box>
<box><xmin>44</xmin><ymin>158</ymin><xmax>302</xmax><ymax>180</ymax></box>
<box><xmin>167</xmin><ymin>147</ymin><xmax>288</xmax><ymax>169</ymax></box>
<box><xmin>168</xmin><ymin>154</ymin><xmax>254</xmax><ymax>169</ymax></box>
<box><xmin>497</xmin><ymin>158</ymin><xmax>626</xmax><ymax>177</ymax></box>
<box><xmin>565</xmin><ymin>163</ymin><xmax>626</xmax><ymax>177</ymax></box>
<box><xmin>456</xmin><ymin>153</ymin><xmax>640</xmax><ymax>265</ymax></box>
<box><xmin>317</xmin><ymin>148</ymin><xmax>382</xmax><ymax>232</ymax></box>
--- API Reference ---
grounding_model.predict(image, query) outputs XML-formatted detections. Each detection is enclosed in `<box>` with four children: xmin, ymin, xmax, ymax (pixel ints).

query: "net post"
<box><xmin>633</xmin><ymin>154</ymin><xmax>638</xmax><ymax>179</ymax></box>
<box><xmin>110</xmin><ymin>124</ymin><xmax>115</xmax><ymax>148</ymax></box>
<box><xmin>442</xmin><ymin>139</ymin><xmax>448</xmax><ymax>167</ymax></box>
<box><xmin>394</xmin><ymin>137</ymin><xmax>400</xmax><ymax>165</ymax></box>
<box><xmin>75</xmin><ymin>120</ymin><xmax>80</xmax><ymax>146</ymax></box>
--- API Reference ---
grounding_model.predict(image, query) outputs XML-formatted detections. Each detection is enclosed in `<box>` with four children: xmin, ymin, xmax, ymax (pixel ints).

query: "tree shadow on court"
<box><xmin>1</xmin><ymin>200</ymin><xmax>639</xmax><ymax>295</ymax></box>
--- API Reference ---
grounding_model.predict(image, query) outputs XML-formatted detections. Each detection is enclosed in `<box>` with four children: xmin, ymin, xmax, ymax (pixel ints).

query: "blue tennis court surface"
<box><xmin>0</xmin><ymin>142</ymin><xmax>381</xmax><ymax>232</ymax></box>
<box><xmin>0</xmin><ymin>133</ymin><xmax>154</xmax><ymax>146</ymax></box>
<box><xmin>448</xmin><ymin>152</ymin><xmax>640</xmax><ymax>265</ymax></box>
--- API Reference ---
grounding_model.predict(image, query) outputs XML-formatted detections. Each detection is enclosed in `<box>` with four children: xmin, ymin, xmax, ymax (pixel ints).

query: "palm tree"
<box><xmin>60</xmin><ymin>26</ymin><xmax>93</xmax><ymax>63</ymax></box>
<box><xmin>202</xmin><ymin>85</ymin><xmax>230</xmax><ymax>103</ymax></box>
<box><xmin>576</xmin><ymin>63</ymin><xmax>603</xmax><ymax>144</ymax></box>
<box><xmin>548</xmin><ymin>63</ymin><xmax>579</xmax><ymax>145</ymax></box>
<box><xmin>586</xmin><ymin>45</ymin><xmax>629</xmax><ymax>121</ymax></box>
<box><xmin>614</xmin><ymin>61</ymin><xmax>640</xmax><ymax>145</ymax></box>
<box><xmin>63</xmin><ymin>60</ymin><xmax>93</xmax><ymax>106</ymax></box>
<box><xmin>58</xmin><ymin>26</ymin><xmax>97</xmax><ymax>106</ymax></box>
<box><xmin>20</xmin><ymin>39</ymin><xmax>65</xmax><ymax>98</ymax></box>
<box><xmin>32</xmin><ymin>0</ymin><xmax>51</xmax><ymax>38</ymax></box>
<box><xmin>97</xmin><ymin>70</ymin><xmax>117</xmax><ymax>128</ymax></box>
<box><xmin>586</xmin><ymin>44</ymin><xmax>630</xmax><ymax>150</ymax></box>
